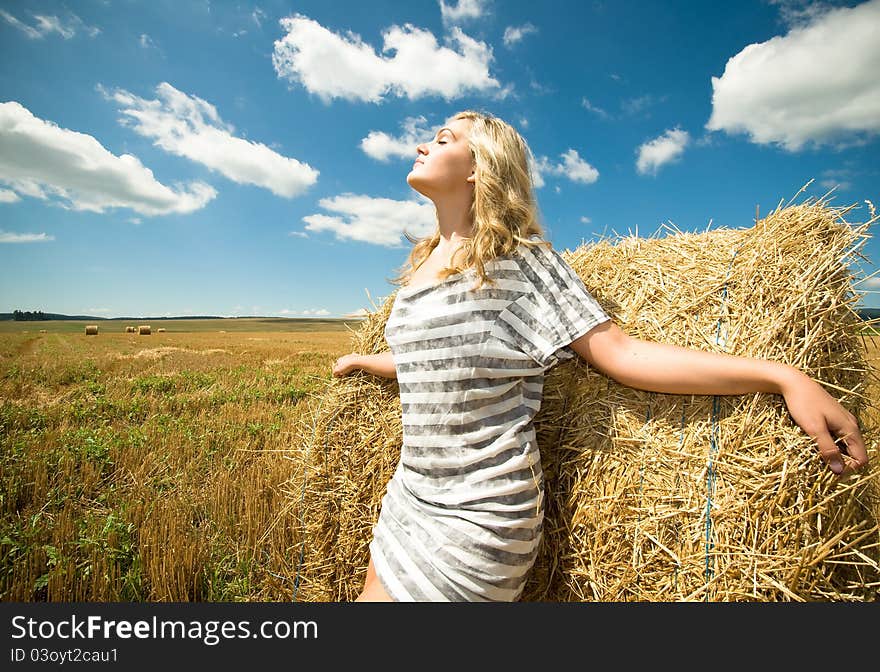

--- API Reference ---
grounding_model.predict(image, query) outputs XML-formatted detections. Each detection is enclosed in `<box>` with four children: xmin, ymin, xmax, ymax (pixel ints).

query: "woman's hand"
<box><xmin>779</xmin><ymin>369</ymin><xmax>869</xmax><ymax>475</ymax></box>
<box><xmin>332</xmin><ymin>353</ymin><xmax>363</xmax><ymax>377</ymax></box>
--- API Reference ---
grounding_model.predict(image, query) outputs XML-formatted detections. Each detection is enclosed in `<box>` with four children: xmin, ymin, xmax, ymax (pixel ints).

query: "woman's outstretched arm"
<box><xmin>332</xmin><ymin>351</ymin><xmax>397</xmax><ymax>379</ymax></box>
<box><xmin>569</xmin><ymin>320</ymin><xmax>868</xmax><ymax>476</ymax></box>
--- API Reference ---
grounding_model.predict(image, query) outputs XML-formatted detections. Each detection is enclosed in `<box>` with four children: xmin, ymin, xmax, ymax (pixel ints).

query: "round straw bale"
<box><xmin>85</xmin><ymin>325</ymin><xmax>98</xmax><ymax>335</ymax></box>
<box><xmin>157</xmin><ymin>328</ymin><xmax>166</xmax><ymax>333</ymax></box>
<box><xmin>281</xmin><ymin>196</ymin><xmax>880</xmax><ymax>602</ymax></box>
<box><xmin>125</xmin><ymin>326</ymin><xmax>136</xmax><ymax>333</ymax></box>
<box><xmin>138</xmin><ymin>325</ymin><xmax>151</xmax><ymax>335</ymax></box>
<box><xmin>39</xmin><ymin>329</ymin><xmax>47</xmax><ymax>333</ymax></box>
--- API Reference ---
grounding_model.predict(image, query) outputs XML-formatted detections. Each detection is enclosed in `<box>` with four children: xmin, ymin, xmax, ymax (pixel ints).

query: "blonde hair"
<box><xmin>393</xmin><ymin>109</ymin><xmax>549</xmax><ymax>289</ymax></box>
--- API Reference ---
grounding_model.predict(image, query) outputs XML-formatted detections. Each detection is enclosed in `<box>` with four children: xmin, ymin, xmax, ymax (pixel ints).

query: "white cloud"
<box><xmin>582</xmin><ymin>97</ymin><xmax>611</xmax><ymax>120</ymax></box>
<box><xmin>819</xmin><ymin>168</ymin><xmax>855</xmax><ymax>192</ymax></box>
<box><xmin>0</xmin><ymin>10</ymin><xmax>100</xmax><ymax>39</ymax></box>
<box><xmin>0</xmin><ymin>188</ymin><xmax>21</xmax><ymax>203</ymax></box>
<box><xmin>272</xmin><ymin>14</ymin><xmax>504</xmax><ymax>103</ymax></box>
<box><xmin>557</xmin><ymin>150</ymin><xmax>600</xmax><ymax>184</ymax></box>
<box><xmin>99</xmin><ymin>82</ymin><xmax>318</xmax><ymax>198</ymax></box>
<box><xmin>288</xmin><ymin>230</ymin><xmax>308</xmax><ymax>238</ymax></box>
<box><xmin>769</xmin><ymin>0</ymin><xmax>837</xmax><ymax>28</ymax></box>
<box><xmin>277</xmin><ymin>308</ymin><xmax>331</xmax><ymax>316</ymax></box>
<box><xmin>532</xmin><ymin>149</ymin><xmax>600</xmax><ymax>187</ymax></box>
<box><xmin>139</xmin><ymin>33</ymin><xmax>156</xmax><ymax>49</ymax></box>
<box><xmin>361</xmin><ymin>116</ymin><xmax>433</xmax><ymax>162</ymax></box>
<box><xmin>527</xmin><ymin>154</ymin><xmax>545</xmax><ymax>189</ymax></box>
<box><xmin>818</xmin><ymin>180</ymin><xmax>852</xmax><ymax>192</ymax></box>
<box><xmin>0</xmin><ymin>230</ymin><xmax>54</xmax><ymax>243</ymax></box>
<box><xmin>580</xmin><ymin>216</ymin><xmax>592</xmax><ymax>224</ymax></box>
<box><xmin>503</xmin><ymin>23</ymin><xmax>537</xmax><ymax>47</ymax></box>
<box><xmin>344</xmin><ymin>308</ymin><xmax>370</xmax><ymax>318</ymax></box>
<box><xmin>862</xmin><ymin>276</ymin><xmax>880</xmax><ymax>288</ymax></box>
<box><xmin>706</xmin><ymin>0</ymin><xmax>880</xmax><ymax>150</ymax></box>
<box><xmin>252</xmin><ymin>7</ymin><xmax>267</xmax><ymax>28</ymax></box>
<box><xmin>621</xmin><ymin>94</ymin><xmax>666</xmax><ymax>117</ymax></box>
<box><xmin>86</xmin><ymin>307</ymin><xmax>112</xmax><ymax>314</ymax></box>
<box><xmin>636</xmin><ymin>128</ymin><xmax>690</xmax><ymax>176</ymax></box>
<box><xmin>439</xmin><ymin>0</ymin><xmax>489</xmax><ymax>24</ymax></box>
<box><xmin>299</xmin><ymin>193</ymin><xmax>436</xmax><ymax>246</ymax></box>
<box><xmin>0</xmin><ymin>101</ymin><xmax>216</xmax><ymax>215</ymax></box>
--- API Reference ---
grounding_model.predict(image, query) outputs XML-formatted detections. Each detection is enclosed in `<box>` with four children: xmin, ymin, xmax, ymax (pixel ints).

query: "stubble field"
<box><xmin>1</xmin><ymin>319</ymin><xmax>358</xmax><ymax>601</ymax></box>
<box><xmin>1</xmin><ymin>319</ymin><xmax>878</xmax><ymax>601</ymax></box>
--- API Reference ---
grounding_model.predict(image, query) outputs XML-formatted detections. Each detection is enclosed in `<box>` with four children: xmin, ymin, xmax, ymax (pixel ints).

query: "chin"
<box><xmin>406</xmin><ymin>175</ymin><xmax>429</xmax><ymax>197</ymax></box>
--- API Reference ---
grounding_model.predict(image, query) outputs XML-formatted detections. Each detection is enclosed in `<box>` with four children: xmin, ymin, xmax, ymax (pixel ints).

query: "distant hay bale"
<box><xmin>138</xmin><ymin>325</ymin><xmax>151</xmax><ymax>335</ymax></box>
<box><xmin>283</xmin><ymin>195</ymin><xmax>880</xmax><ymax>602</ymax></box>
<box><xmin>84</xmin><ymin>325</ymin><xmax>98</xmax><ymax>335</ymax></box>
<box><xmin>125</xmin><ymin>326</ymin><xmax>136</xmax><ymax>333</ymax></box>
<box><xmin>39</xmin><ymin>329</ymin><xmax>47</xmax><ymax>333</ymax></box>
<box><xmin>157</xmin><ymin>328</ymin><xmax>166</xmax><ymax>333</ymax></box>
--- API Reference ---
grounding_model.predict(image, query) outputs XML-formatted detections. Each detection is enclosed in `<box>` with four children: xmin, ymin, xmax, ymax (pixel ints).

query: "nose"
<box><xmin>416</xmin><ymin>142</ymin><xmax>428</xmax><ymax>157</ymax></box>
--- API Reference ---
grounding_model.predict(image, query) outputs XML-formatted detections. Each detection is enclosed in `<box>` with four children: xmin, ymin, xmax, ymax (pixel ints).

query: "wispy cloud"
<box><xmin>503</xmin><ymin>23</ymin><xmax>537</xmax><ymax>47</ymax></box>
<box><xmin>0</xmin><ymin>9</ymin><xmax>100</xmax><ymax>39</ymax></box>
<box><xmin>99</xmin><ymin>82</ymin><xmax>319</xmax><ymax>198</ymax></box>
<box><xmin>636</xmin><ymin>128</ymin><xmax>690</xmax><ymax>175</ymax></box>
<box><xmin>0</xmin><ymin>188</ymin><xmax>21</xmax><ymax>203</ymax></box>
<box><xmin>439</xmin><ymin>0</ymin><xmax>490</xmax><ymax>25</ymax></box>
<box><xmin>621</xmin><ymin>94</ymin><xmax>666</xmax><ymax>117</ymax></box>
<box><xmin>768</xmin><ymin>0</ymin><xmax>838</xmax><ymax>28</ymax></box>
<box><xmin>298</xmin><ymin>193</ymin><xmax>436</xmax><ymax>246</ymax></box>
<box><xmin>0</xmin><ymin>229</ymin><xmax>55</xmax><ymax>243</ymax></box>
<box><xmin>581</xmin><ymin>97</ymin><xmax>611</xmax><ymax>120</ymax></box>
<box><xmin>361</xmin><ymin>116</ymin><xmax>433</xmax><ymax>162</ymax></box>
<box><xmin>139</xmin><ymin>33</ymin><xmax>157</xmax><ymax>49</ymax></box>
<box><xmin>819</xmin><ymin>167</ymin><xmax>856</xmax><ymax>192</ymax></box>
<box><xmin>0</xmin><ymin>101</ymin><xmax>215</xmax><ymax>215</ymax></box>
<box><xmin>277</xmin><ymin>308</ymin><xmax>331</xmax><ymax>316</ymax></box>
<box><xmin>707</xmin><ymin>0</ymin><xmax>880</xmax><ymax>150</ymax></box>
<box><xmin>272</xmin><ymin>14</ymin><xmax>505</xmax><ymax>103</ymax></box>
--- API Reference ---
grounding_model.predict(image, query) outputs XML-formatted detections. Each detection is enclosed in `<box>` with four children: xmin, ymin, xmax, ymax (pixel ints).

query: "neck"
<box><xmin>433</xmin><ymin>194</ymin><xmax>474</xmax><ymax>252</ymax></box>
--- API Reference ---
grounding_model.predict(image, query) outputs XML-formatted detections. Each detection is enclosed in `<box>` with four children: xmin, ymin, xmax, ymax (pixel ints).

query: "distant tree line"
<box><xmin>12</xmin><ymin>310</ymin><xmax>49</xmax><ymax>321</ymax></box>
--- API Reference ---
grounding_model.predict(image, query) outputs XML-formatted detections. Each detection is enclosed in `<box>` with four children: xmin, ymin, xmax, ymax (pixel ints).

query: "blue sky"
<box><xmin>1</xmin><ymin>0</ymin><xmax>879</xmax><ymax>318</ymax></box>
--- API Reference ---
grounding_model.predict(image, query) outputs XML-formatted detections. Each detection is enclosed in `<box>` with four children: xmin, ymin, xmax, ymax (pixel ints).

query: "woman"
<box><xmin>331</xmin><ymin>110</ymin><xmax>868</xmax><ymax>602</ymax></box>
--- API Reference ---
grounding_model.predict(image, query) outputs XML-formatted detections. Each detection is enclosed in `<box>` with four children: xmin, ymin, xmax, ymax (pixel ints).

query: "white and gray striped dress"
<box><xmin>369</xmin><ymin>238</ymin><xmax>611</xmax><ymax>601</ymax></box>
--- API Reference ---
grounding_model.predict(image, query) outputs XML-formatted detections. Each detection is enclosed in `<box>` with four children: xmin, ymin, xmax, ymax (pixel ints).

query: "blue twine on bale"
<box><xmin>704</xmin><ymin>245</ymin><xmax>741</xmax><ymax>600</ymax></box>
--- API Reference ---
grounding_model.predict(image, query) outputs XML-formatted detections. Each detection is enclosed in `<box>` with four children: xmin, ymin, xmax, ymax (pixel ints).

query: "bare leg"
<box><xmin>355</xmin><ymin>555</ymin><xmax>395</xmax><ymax>602</ymax></box>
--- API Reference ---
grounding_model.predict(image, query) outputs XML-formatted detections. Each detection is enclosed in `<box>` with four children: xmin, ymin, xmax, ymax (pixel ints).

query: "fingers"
<box><xmin>814</xmin><ymin>430</ymin><xmax>845</xmax><ymax>474</ymax></box>
<box><xmin>814</xmin><ymin>427</ymin><xmax>868</xmax><ymax>476</ymax></box>
<box><xmin>332</xmin><ymin>354</ymin><xmax>356</xmax><ymax>377</ymax></box>
<box><xmin>830</xmin><ymin>417</ymin><xmax>869</xmax><ymax>470</ymax></box>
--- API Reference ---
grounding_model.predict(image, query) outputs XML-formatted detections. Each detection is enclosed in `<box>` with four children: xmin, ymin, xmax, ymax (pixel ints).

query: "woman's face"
<box><xmin>406</xmin><ymin>117</ymin><xmax>475</xmax><ymax>201</ymax></box>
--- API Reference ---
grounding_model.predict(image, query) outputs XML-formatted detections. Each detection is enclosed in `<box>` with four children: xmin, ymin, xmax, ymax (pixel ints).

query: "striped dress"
<box><xmin>369</xmin><ymin>238</ymin><xmax>611</xmax><ymax>601</ymax></box>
